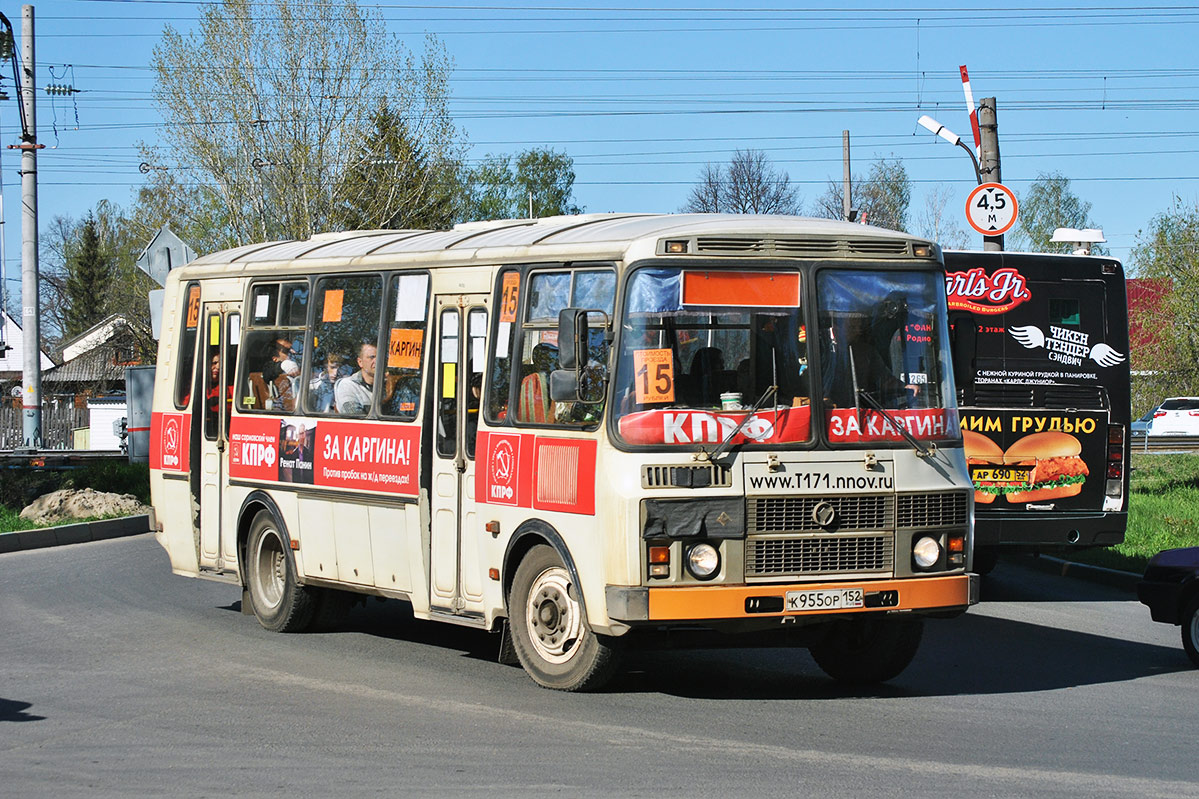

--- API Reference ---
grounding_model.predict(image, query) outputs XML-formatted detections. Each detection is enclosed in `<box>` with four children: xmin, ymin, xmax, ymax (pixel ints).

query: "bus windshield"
<box><xmin>816</xmin><ymin>269</ymin><xmax>957</xmax><ymax>444</ymax></box>
<box><xmin>612</xmin><ymin>266</ymin><xmax>957</xmax><ymax>448</ymax></box>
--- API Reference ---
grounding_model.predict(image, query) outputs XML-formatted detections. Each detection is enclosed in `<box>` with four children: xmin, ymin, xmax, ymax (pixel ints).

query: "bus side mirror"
<box><xmin>557</xmin><ymin>307</ymin><xmax>589</xmax><ymax>370</ymax></box>
<box><xmin>553</xmin><ymin>307</ymin><xmax>609</xmax><ymax>405</ymax></box>
<box><xmin>549</xmin><ymin>369</ymin><xmax>578</xmax><ymax>402</ymax></box>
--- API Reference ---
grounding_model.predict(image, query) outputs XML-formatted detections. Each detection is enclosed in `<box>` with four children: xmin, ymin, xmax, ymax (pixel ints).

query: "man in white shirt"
<box><xmin>335</xmin><ymin>341</ymin><xmax>378</xmax><ymax>415</ymax></box>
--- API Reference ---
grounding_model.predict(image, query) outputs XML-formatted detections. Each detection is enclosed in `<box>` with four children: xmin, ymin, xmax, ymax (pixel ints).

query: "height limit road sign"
<box><xmin>965</xmin><ymin>182</ymin><xmax>1018</xmax><ymax>236</ymax></box>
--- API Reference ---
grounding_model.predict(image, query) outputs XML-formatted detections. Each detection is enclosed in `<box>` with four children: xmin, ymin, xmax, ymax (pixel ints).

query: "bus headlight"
<box><xmin>686</xmin><ymin>542</ymin><xmax>720</xmax><ymax>580</ymax></box>
<box><xmin>913</xmin><ymin>536</ymin><xmax>941</xmax><ymax>569</ymax></box>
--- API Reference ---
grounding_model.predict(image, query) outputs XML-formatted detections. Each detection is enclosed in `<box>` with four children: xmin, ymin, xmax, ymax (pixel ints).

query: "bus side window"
<box><xmin>238</xmin><ymin>330</ymin><xmax>300</xmax><ymax>414</ymax></box>
<box><xmin>515</xmin><ymin>268</ymin><xmax>614</xmax><ymax>426</ymax></box>
<box><xmin>465</xmin><ymin>308</ymin><xmax>487</xmax><ymax>457</ymax></box>
<box><xmin>379</xmin><ymin>272</ymin><xmax>430</xmax><ymax>421</ymax></box>
<box><xmin>486</xmin><ymin>268</ymin><xmax>520</xmax><ymax>424</ymax></box>
<box><xmin>516</xmin><ymin>271</ymin><xmax>569</xmax><ymax>424</ymax></box>
<box><xmin>175</xmin><ymin>283</ymin><xmax>201</xmax><ymax>409</ymax></box>
<box><xmin>308</xmin><ymin>275</ymin><xmax>385</xmax><ymax>417</ymax></box>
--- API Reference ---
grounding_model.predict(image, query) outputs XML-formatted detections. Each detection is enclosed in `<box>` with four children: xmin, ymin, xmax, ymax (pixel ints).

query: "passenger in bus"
<box><xmin>518</xmin><ymin>342</ymin><xmax>558</xmax><ymax>423</ymax></box>
<box><xmin>309</xmin><ymin>353</ymin><xmax>350</xmax><ymax>413</ymax></box>
<box><xmin>750</xmin><ymin>316</ymin><xmax>809</xmax><ymax>407</ymax></box>
<box><xmin>205</xmin><ymin>353</ymin><xmax>233</xmax><ymax>417</ymax></box>
<box><xmin>687</xmin><ymin>346</ymin><xmax>732</xmax><ymax>407</ymax></box>
<box><xmin>260</xmin><ymin>336</ymin><xmax>299</xmax><ymax>412</ymax></box>
<box><xmin>335</xmin><ymin>340</ymin><xmax>380</xmax><ymax>415</ymax></box>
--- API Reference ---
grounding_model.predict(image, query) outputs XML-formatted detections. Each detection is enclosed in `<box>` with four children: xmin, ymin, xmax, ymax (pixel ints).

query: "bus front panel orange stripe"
<box><xmin>647</xmin><ymin>574</ymin><xmax>972</xmax><ymax>621</ymax></box>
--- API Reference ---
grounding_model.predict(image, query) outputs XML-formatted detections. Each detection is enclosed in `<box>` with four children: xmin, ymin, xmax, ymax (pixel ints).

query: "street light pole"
<box><xmin>18</xmin><ymin>5</ymin><xmax>39</xmax><ymax>448</ymax></box>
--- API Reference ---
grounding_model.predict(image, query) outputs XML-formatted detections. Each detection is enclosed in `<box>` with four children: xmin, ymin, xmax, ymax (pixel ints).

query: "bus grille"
<box><xmin>748</xmin><ymin>495</ymin><xmax>892</xmax><ymax>533</ymax></box>
<box><xmin>642</xmin><ymin>463</ymin><xmax>734</xmax><ymax>489</ymax></box>
<box><xmin>745</xmin><ymin>533</ymin><xmax>893</xmax><ymax>578</ymax></box>
<box><xmin>692</xmin><ymin>236</ymin><xmax>917</xmax><ymax>258</ymax></box>
<box><xmin>896</xmin><ymin>491</ymin><xmax>969</xmax><ymax>529</ymax></box>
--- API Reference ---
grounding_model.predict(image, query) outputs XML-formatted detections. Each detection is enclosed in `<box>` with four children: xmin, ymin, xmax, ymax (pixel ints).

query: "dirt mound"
<box><xmin>20</xmin><ymin>488</ymin><xmax>151</xmax><ymax>526</ymax></box>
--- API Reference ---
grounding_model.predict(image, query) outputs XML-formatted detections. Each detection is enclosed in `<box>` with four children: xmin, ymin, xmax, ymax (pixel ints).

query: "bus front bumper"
<box><xmin>606</xmin><ymin>573</ymin><xmax>978</xmax><ymax>623</ymax></box>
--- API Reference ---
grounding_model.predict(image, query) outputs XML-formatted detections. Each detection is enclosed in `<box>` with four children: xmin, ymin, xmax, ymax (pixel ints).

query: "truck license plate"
<box><xmin>784</xmin><ymin>588</ymin><xmax>864</xmax><ymax>612</ymax></box>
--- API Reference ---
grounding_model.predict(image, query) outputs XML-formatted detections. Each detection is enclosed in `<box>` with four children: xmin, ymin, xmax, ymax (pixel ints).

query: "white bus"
<box><xmin>150</xmin><ymin>213</ymin><xmax>978</xmax><ymax>691</ymax></box>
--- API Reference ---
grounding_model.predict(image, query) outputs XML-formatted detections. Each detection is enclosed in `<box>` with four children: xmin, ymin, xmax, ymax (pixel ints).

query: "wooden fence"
<box><xmin>0</xmin><ymin>404</ymin><xmax>89</xmax><ymax>450</ymax></box>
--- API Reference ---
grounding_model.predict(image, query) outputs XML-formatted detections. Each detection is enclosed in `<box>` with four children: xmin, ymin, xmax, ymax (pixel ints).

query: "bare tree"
<box><xmin>815</xmin><ymin>156</ymin><xmax>911</xmax><ymax>231</ymax></box>
<box><xmin>681</xmin><ymin>150</ymin><xmax>801</xmax><ymax>214</ymax></box>
<box><xmin>139</xmin><ymin>0</ymin><xmax>462</xmax><ymax>249</ymax></box>
<box><xmin>917</xmin><ymin>184</ymin><xmax>972</xmax><ymax>249</ymax></box>
<box><xmin>682</xmin><ymin>163</ymin><xmax>724</xmax><ymax>213</ymax></box>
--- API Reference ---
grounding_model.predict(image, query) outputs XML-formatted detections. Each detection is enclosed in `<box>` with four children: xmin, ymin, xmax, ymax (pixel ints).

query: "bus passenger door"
<box><xmin>198</xmin><ymin>306</ymin><xmax>240</xmax><ymax>571</ymax></box>
<box><xmin>429</xmin><ymin>296</ymin><xmax>489</xmax><ymax>618</ymax></box>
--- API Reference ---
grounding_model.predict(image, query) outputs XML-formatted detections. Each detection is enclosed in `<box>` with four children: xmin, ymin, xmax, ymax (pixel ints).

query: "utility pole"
<box><xmin>842</xmin><ymin>130</ymin><xmax>852</xmax><ymax>222</ymax></box>
<box><xmin>978</xmin><ymin>97</ymin><xmax>1003</xmax><ymax>251</ymax></box>
<box><xmin>19</xmin><ymin>5</ymin><xmax>40</xmax><ymax>448</ymax></box>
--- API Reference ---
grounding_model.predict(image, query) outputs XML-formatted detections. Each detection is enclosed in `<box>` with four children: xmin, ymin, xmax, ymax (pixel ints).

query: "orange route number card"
<box><xmin>634</xmin><ymin>348</ymin><xmax>675</xmax><ymax>404</ymax></box>
<box><xmin>499</xmin><ymin>272</ymin><xmax>520</xmax><ymax>323</ymax></box>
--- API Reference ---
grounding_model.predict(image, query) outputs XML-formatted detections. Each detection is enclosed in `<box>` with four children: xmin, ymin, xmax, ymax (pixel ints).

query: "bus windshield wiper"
<box><xmin>856</xmin><ymin>389</ymin><xmax>936</xmax><ymax>458</ymax></box>
<box><xmin>697</xmin><ymin>385</ymin><xmax>777</xmax><ymax>463</ymax></box>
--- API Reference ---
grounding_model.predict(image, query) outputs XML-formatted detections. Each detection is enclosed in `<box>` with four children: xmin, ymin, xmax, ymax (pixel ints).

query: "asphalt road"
<box><xmin>2</xmin><ymin>534</ymin><xmax>1196</xmax><ymax>798</ymax></box>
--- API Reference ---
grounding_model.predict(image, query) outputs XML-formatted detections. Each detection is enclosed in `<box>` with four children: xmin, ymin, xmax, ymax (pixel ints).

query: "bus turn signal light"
<box><xmin>649</xmin><ymin>545</ymin><xmax>670</xmax><ymax>578</ymax></box>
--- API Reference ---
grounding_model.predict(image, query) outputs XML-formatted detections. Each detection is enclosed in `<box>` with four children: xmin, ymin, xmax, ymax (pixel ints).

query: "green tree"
<box><xmin>333</xmin><ymin>101</ymin><xmax>457</xmax><ymax>231</ymax></box>
<box><xmin>681</xmin><ymin>150</ymin><xmax>801</xmax><ymax>214</ymax></box>
<box><xmin>462</xmin><ymin>148</ymin><xmax>583</xmax><ymax>221</ymax></box>
<box><xmin>515</xmin><ymin>149</ymin><xmax>583</xmax><ymax>218</ymax></box>
<box><xmin>63</xmin><ymin>215</ymin><xmax>113</xmax><ymax>339</ymax></box>
<box><xmin>43</xmin><ymin>202</ymin><xmax>158</xmax><ymax>358</ymax></box>
<box><xmin>140</xmin><ymin>0</ymin><xmax>462</xmax><ymax>248</ymax></box>
<box><xmin>814</xmin><ymin>156</ymin><xmax>911</xmax><ymax>231</ymax></box>
<box><xmin>1129</xmin><ymin>200</ymin><xmax>1199</xmax><ymax>404</ymax></box>
<box><xmin>1007</xmin><ymin>172</ymin><xmax>1107</xmax><ymax>255</ymax></box>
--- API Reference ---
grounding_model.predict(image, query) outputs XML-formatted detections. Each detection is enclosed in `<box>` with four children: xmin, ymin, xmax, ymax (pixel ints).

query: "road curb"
<box><xmin>0</xmin><ymin>514</ymin><xmax>153</xmax><ymax>554</ymax></box>
<box><xmin>1016</xmin><ymin>553</ymin><xmax>1141</xmax><ymax>592</ymax></box>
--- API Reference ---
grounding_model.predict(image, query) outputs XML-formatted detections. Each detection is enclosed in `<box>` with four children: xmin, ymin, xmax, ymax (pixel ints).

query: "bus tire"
<box><xmin>810</xmin><ymin>615</ymin><xmax>924</xmax><ymax>685</ymax></box>
<box><xmin>245</xmin><ymin>510</ymin><xmax>317</xmax><ymax>633</ymax></box>
<box><xmin>1182</xmin><ymin>594</ymin><xmax>1199</xmax><ymax>668</ymax></box>
<box><xmin>508</xmin><ymin>545</ymin><xmax>618</xmax><ymax>691</ymax></box>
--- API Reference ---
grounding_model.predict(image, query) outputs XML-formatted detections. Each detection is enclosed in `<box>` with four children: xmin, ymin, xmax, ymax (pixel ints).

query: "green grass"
<box><xmin>0</xmin><ymin>461</ymin><xmax>152</xmax><ymax>535</ymax></box>
<box><xmin>0</xmin><ymin>505</ymin><xmax>40</xmax><ymax>534</ymax></box>
<box><xmin>1066</xmin><ymin>453</ymin><xmax>1199</xmax><ymax>573</ymax></box>
<box><xmin>0</xmin><ymin>505</ymin><xmax>139</xmax><ymax>535</ymax></box>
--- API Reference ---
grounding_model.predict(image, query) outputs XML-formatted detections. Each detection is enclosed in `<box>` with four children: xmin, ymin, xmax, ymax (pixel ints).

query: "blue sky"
<box><xmin>3</xmin><ymin>0</ymin><xmax>1198</xmax><ymax>305</ymax></box>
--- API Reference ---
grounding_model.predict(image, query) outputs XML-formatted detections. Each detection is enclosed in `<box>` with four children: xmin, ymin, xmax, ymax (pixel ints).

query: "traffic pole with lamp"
<box><xmin>917</xmin><ymin>114</ymin><xmax>1014</xmax><ymax>251</ymax></box>
<box><xmin>917</xmin><ymin>115</ymin><xmax>982</xmax><ymax>185</ymax></box>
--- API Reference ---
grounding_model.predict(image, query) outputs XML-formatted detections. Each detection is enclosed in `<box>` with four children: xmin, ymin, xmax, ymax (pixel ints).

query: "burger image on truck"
<box><xmin>963</xmin><ymin>429</ymin><xmax>1089</xmax><ymax>504</ymax></box>
<box><xmin>962</xmin><ymin>429</ymin><xmax>1005</xmax><ymax>504</ymax></box>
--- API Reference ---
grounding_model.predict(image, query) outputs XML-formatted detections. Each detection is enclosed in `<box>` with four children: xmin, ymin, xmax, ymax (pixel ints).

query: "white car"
<box><xmin>1150</xmin><ymin>397</ymin><xmax>1199</xmax><ymax>436</ymax></box>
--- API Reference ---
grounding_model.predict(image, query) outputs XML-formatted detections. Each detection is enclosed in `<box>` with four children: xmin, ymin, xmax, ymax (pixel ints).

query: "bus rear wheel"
<box><xmin>508</xmin><ymin>545</ymin><xmax>618</xmax><ymax>691</ymax></box>
<box><xmin>810</xmin><ymin>615</ymin><xmax>924</xmax><ymax>685</ymax></box>
<box><xmin>245</xmin><ymin>510</ymin><xmax>317</xmax><ymax>633</ymax></box>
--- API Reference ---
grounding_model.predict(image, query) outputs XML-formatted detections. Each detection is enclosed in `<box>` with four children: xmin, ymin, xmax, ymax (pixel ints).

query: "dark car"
<box><xmin>1137</xmin><ymin>546</ymin><xmax>1199</xmax><ymax>667</ymax></box>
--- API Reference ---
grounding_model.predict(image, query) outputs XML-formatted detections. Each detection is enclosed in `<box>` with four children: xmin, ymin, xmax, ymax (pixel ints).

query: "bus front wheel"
<box><xmin>508</xmin><ymin>545</ymin><xmax>619</xmax><ymax>691</ymax></box>
<box><xmin>809</xmin><ymin>615</ymin><xmax>924</xmax><ymax>685</ymax></box>
<box><xmin>245</xmin><ymin>510</ymin><xmax>317</xmax><ymax>633</ymax></box>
